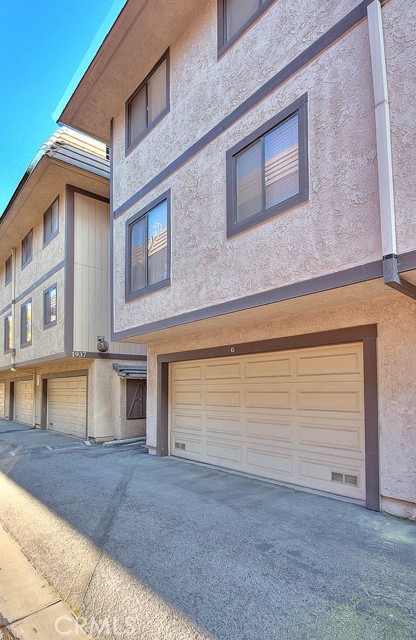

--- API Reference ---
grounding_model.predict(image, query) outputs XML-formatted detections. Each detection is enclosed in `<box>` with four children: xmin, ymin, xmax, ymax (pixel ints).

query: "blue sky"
<box><xmin>0</xmin><ymin>0</ymin><xmax>125</xmax><ymax>215</ymax></box>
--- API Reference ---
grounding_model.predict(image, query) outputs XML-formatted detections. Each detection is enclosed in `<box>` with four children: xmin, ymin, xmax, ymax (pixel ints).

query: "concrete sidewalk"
<box><xmin>0</xmin><ymin>419</ymin><xmax>92</xmax><ymax>459</ymax></box>
<box><xmin>0</xmin><ymin>524</ymin><xmax>92</xmax><ymax>639</ymax></box>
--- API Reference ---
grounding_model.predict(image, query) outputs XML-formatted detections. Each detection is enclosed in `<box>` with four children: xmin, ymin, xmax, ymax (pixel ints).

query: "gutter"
<box><xmin>367</xmin><ymin>0</ymin><xmax>416</xmax><ymax>299</ymax></box>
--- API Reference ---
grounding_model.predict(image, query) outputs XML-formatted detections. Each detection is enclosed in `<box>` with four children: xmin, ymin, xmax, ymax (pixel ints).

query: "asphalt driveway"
<box><xmin>0</xmin><ymin>422</ymin><xmax>414</xmax><ymax>639</ymax></box>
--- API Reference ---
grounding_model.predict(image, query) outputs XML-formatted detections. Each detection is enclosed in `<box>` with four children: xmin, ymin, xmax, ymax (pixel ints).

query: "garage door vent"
<box><xmin>331</xmin><ymin>471</ymin><xmax>358</xmax><ymax>486</ymax></box>
<box><xmin>175</xmin><ymin>442</ymin><xmax>186</xmax><ymax>450</ymax></box>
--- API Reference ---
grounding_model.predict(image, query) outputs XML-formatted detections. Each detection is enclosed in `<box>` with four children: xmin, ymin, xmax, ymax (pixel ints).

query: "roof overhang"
<box><xmin>113</xmin><ymin>363</ymin><xmax>147</xmax><ymax>378</ymax></box>
<box><xmin>0</xmin><ymin>153</ymin><xmax>109</xmax><ymax>262</ymax></box>
<box><xmin>58</xmin><ymin>0</ymin><xmax>206</xmax><ymax>141</ymax></box>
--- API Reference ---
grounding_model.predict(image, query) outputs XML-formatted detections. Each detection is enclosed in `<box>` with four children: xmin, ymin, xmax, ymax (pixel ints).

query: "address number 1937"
<box><xmin>72</xmin><ymin>351</ymin><xmax>87</xmax><ymax>358</ymax></box>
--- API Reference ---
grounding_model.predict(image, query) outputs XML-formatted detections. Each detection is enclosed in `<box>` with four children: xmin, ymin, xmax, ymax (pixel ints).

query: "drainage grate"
<box><xmin>331</xmin><ymin>471</ymin><xmax>358</xmax><ymax>486</ymax></box>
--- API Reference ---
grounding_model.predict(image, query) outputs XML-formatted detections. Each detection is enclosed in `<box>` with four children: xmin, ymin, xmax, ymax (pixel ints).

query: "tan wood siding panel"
<box><xmin>14</xmin><ymin>381</ymin><xmax>34</xmax><ymax>426</ymax></box>
<box><xmin>170</xmin><ymin>343</ymin><xmax>365</xmax><ymax>500</ymax></box>
<box><xmin>47</xmin><ymin>376</ymin><xmax>87</xmax><ymax>438</ymax></box>
<box><xmin>73</xmin><ymin>193</ymin><xmax>145</xmax><ymax>357</ymax></box>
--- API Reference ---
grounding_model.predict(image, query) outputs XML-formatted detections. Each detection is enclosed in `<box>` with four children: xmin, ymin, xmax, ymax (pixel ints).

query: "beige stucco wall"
<box><xmin>145</xmin><ymin>292</ymin><xmax>416</xmax><ymax>517</ymax></box>
<box><xmin>112</xmin><ymin>10</ymin><xmax>383</xmax><ymax>333</ymax></box>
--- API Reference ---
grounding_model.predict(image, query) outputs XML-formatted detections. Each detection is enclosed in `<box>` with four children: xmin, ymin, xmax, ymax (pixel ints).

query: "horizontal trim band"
<box><xmin>113</xmin><ymin>1</ymin><xmax>367</xmax><ymax>219</ymax></box>
<box><xmin>112</xmin><ymin>259</ymin><xmax>383</xmax><ymax>341</ymax></box>
<box><xmin>0</xmin><ymin>351</ymin><xmax>67</xmax><ymax>372</ymax></box>
<box><xmin>81</xmin><ymin>352</ymin><xmax>146</xmax><ymax>361</ymax></box>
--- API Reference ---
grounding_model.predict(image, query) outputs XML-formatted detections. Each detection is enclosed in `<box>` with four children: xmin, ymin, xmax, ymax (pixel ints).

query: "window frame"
<box><xmin>20</xmin><ymin>299</ymin><xmax>32</xmax><ymax>348</ymax></box>
<box><xmin>217</xmin><ymin>0</ymin><xmax>276</xmax><ymax>57</ymax></box>
<box><xmin>125</xmin><ymin>50</ymin><xmax>170</xmax><ymax>155</ymax></box>
<box><xmin>125</xmin><ymin>190</ymin><xmax>171</xmax><ymax>302</ymax></box>
<box><xmin>4</xmin><ymin>314</ymin><xmax>12</xmax><ymax>353</ymax></box>
<box><xmin>5</xmin><ymin>256</ymin><xmax>12</xmax><ymax>286</ymax></box>
<box><xmin>43</xmin><ymin>197</ymin><xmax>59</xmax><ymax>247</ymax></box>
<box><xmin>21</xmin><ymin>229</ymin><xmax>33</xmax><ymax>269</ymax></box>
<box><xmin>43</xmin><ymin>283</ymin><xmax>58</xmax><ymax>329</ymax></box>
<box><xmin>226</xmin><ymin>94</ymin><xmax>309</xmax><ymax>238</ymax></box>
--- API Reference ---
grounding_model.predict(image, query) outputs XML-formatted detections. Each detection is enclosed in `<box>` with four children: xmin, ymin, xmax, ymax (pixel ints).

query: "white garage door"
<box><xmin>47</xmin><ymin>376</ymin><xmax>87</xmax><ymax>438</ymax></box>
<box><xmin>14</xmin><ymin>380</ymin><xmax>34</xmax><ymax>425</ymax></box>
<box><xmin>0</xmin><ymin>382</ymin><xmax>5</xmax><ymax>419</ymax></box>
<box><xmin>170</xmin><ymin>343</ymin><xmax>365</xmax><ymax>500</ymax></box>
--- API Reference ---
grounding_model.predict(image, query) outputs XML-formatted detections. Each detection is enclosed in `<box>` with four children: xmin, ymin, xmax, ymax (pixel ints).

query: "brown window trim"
<box><xmin>226</xmin><ymin>93</ymin><xmax>309</xmax><ymax>238</ymax></box>
<box><xmin>125</xmin><ymin>189</ymin><xmax>171</xmax><ymax>303</ymax></box>
<box><xmin>125</xmin><ymin>50</ymin><xmax>170</xmax><ymax>156</ymax></box>
<box><xmin>4</xmin><ymin>313</ymin><xmax>12</xmax><ymax>353</ymax></box>
<box><xmin>20</xmin><ymin>298</ymin><xmax>32</xmax><ymax>348</ymax></box>
<box><xmin>217</xmin><ymin>0</ymin><xmax>277</xmax><ymax>58</ymax></box>
<box><xmin>43</xmin><ymin>283</ymin><xmax>58</xmax><ymax>329</ymax></box>
<box><xmin>5</xmin><ymin>256</ymin><xmax>12</xmax><ymax>286</ymax></box>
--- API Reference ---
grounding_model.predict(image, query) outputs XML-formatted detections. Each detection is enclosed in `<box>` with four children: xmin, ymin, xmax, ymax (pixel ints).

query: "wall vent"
<box><xmin>331</xmin><ymin>471</ymin><xmax>358</xmax><ymax>486</ymax></box>
<box><xmin>175</xmin><ymin>442</ymin><xmax>186</xmax><ymax>450</ymax></box>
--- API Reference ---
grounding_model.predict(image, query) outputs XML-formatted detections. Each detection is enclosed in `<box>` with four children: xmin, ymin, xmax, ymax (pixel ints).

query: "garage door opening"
<box><xmin>14</xmin><ymin>379</ymin><xmax>34</xmax><ymax>425</ymax></box>
<box><xmin>159</xmin><ymin>326</ymin><xmax>379</xmax><ymax>510</ymax></box>
<box><xmin>45</xmin><ymin>375</ymin><xmax>87</xmax><ymax>438</ymax></box>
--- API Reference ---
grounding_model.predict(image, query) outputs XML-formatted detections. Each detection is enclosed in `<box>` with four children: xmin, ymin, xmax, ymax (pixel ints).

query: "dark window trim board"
<box><xmin>4</xmin><ymin>313</ymin><xmax>12</xmax><ymax>353</ymax></box>
<box><xmin>43</xmin><ymin>196</ymin><xmax>60</xmax><ymax>248</ymax></box>
<box><xmin>217</xmin><ymin>0</ymin><xmax>277</xmax><ymax>58</ymax></box>
<box><xmin>125</xmin><ymin>189</ymin><xmax>171</xmax><ymax>302</ymax></box>
<box><xmin>125</xmin><ymin>50</ymin><xmax>170</xmax><ymax>156</ymax></box>
<box><xmin>156</xmin><ymin>324</ymin><xmax>380</xmax><ymax>512</ymax></box>
<box><xmin>226</xmin><ymin>93</ymin><xmax>309</xmax><ymax>237</ymax></box>
<box><xmin>5</xmin><ymin>255</ymin><xmax>12</xmax><ymax>286</ymax></box>
<box><xmin>112</xmin><ymin>2</ymin><xmax>368</xmax><ymax>220</ymax></box>
<box><xmin>21</xmin><ymin>229</ymin><xmax>33</xmax><ymax>270</ymax></box>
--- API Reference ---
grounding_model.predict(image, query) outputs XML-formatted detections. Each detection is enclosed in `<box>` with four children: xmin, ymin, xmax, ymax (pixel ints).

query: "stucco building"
<box><xmin>0</xmin><ymin>127</ymin><xmax>146</xmax><ymax>440</ymax></box>
<box><xmin>60</xmin><ymin>0</ymin><xmax>415</xmax><ymax>517</ymax></box>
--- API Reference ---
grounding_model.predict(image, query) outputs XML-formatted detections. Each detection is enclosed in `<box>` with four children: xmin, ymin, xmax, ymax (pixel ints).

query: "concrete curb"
<box><xmin>0</xmin><ymin>525</ymin><xmax>94</xmax><ymax>639</ymax></box>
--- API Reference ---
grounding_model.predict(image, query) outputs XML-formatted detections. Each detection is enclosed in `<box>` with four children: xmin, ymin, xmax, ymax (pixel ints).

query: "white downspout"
<box><xmin>11</xmin><ymin>247</ymin><xmax>16</xmax><ymax>371</ymax></box>
<box><xmin>367</xmin><ymin>0</ymin><xmax>416</xmax><ymax>298</ymax></box>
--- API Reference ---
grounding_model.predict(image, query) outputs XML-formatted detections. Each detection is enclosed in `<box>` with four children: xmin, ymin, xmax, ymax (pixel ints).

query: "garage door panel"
<box><xmin>206</xmin><ymin>415</ymin><xmax>242</xmax><ymax>436</ymax></box>
<box><xmin>170</xmin><ymin>342</ymin><xmax>365</xmax><ymax>501</ymax></box>
<box><xmin>173</xmin><ymin>412</ymin><xmax>204</xmax><ymax>431</ymax></box>
<box><xmin>0</xmin><ymin>383</ymin><xmax>5</xmax><ymax>419</ymax></box>
<box><xmin>297</xmin><ymin>386</ymin><xmax>363</xmax><ymax>414</ymax></box>
<box><xmin>245</xmin><ymin>356</ymin><xmax>292</xmax><ymax>379</ymax></box>
<box><xmin>205</xmin><ymin>362</ymin><xmax>241</xmax><ymax>379</ymax></box>
<box><xmin>298</xmin><ymin>420</ymin><xmax>364</xmax><ymax>455</ymax></box>
<box><xmin>206</xmin><ymin>441</ymin><xmax>242</xmax><ymax>464</ymax></box>
<box><xmin>246</xmin><ymin>418</ymin><xmax>293</xmax><ymax>443</ymax></box>
<box><xmin>246</xmin><ymin>447</ymin><xmax>293</xmax><ymax>477</ymax></box>
<box><xmin>246</xmin><ymin>389</ymin><xmax>292</xmax><ymax>409</ymax></box>
<box><xmin>296</xmin><ymin>350</ymin><xmax>362</xmax><ymax>378</ymax></box>
<box><xmin>206</xmin><ymin>390</ymin><xmax>241</xmax><ymax>407</ymax></box>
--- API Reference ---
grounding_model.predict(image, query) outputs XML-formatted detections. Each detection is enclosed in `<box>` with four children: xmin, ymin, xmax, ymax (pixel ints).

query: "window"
<box><xmin>4</xmin><ymin>314</ymin><xmax>12</xmax><ymax>353</ymax></box>
<box><xmin>44</xmin><ymin>198</ymin><xmax>59</xmax><ymax>245</ymax></box>
<box><xmin>21</xmin><ymin>229</ymin><xmax>33</xmax><ymax>268</ymax></box>
<box><xmin>44</xmin><ymin>285</ymin><xmax>57</xmax><ymax>328</ymax></box>
<box><xmin>227</xmin><ymin>95</ymin><xmax>308</xmax><ymax>237</ymax></box>
<box><xmin>218</xmin><ymin>0</ymin><xmax>275</xmax><ymax>54</ymax></box>
<box><xmin>126</xmin><ymin>52</ymin><xmax>169</xmax><ymax>151</ymax></box>
<box><xmin>126</xmin><ymin>193</ymin><xmax>170</xmax><ymax>300</ymax></box>
<box><xmin>126</xmin><ymin>379</ymin><xmax>146</xmax><ymax>420</ymax></box>
<box><xmin>20</xmin><ymin>300</ymin><xmax>32</xmax><ymax>347</ymax></box>
<box><xmin>5</xmin><ymin>256</ymin><xmax>12</xmax><ymax>286</ymax></box>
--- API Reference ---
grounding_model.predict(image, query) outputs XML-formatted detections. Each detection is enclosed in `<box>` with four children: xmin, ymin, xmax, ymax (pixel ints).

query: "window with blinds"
<box><xmin>21</xmin><ymin>300</ymin><xmax>32</xmax><ymax>347</ymax></box>
<box><xmin>126</xmin><ymin>53</ymin><xmax>169</xmax><ymax>150</ymax></box>
<box><xmin>218</xmin><ymin>0</ymin><xmax>275</xmax><ymax>54</ymax></box>
<box><xmin>44</xmin><ymin>285</ymin><xmax>57</xmax><ymax>328</ymax></box>
<box><xmin>44</xmin><ymin>198</ymin><xmax>59</xmax><ymax>245</ymax></box>
<box><xmin>4</xmin><ymin>314</ymin><xmax>12</xmax><ymax>353</ymax></box>
<box><xmin>127</xmin><ymin>195</ymin><xmax>170</xmax><ymax>299</ymax></box>
<box><xmin>227</xmin><ymin>95</ymin><xmax>308</xmax><ymax>237</ymax></box>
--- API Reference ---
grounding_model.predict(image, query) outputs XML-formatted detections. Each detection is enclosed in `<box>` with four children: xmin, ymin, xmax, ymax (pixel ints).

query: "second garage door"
<box><xmin>14</xmin><ymin>380</ymin><xmax>34</xmax><ymax>425</ymax></box>
<box><xmin>170</xmin><ymin>343</ymin><xmax>365</xmax><ymax>500</ymax></box>
<box><xmin>0</xmin><ymin>382</ymin><xmax>5</xmax><ymax>419</ymax></box>
<box><xmin>47</xmin><ymin>376</ymin><xmax>87</xmax><ymax>438</ymax></box>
